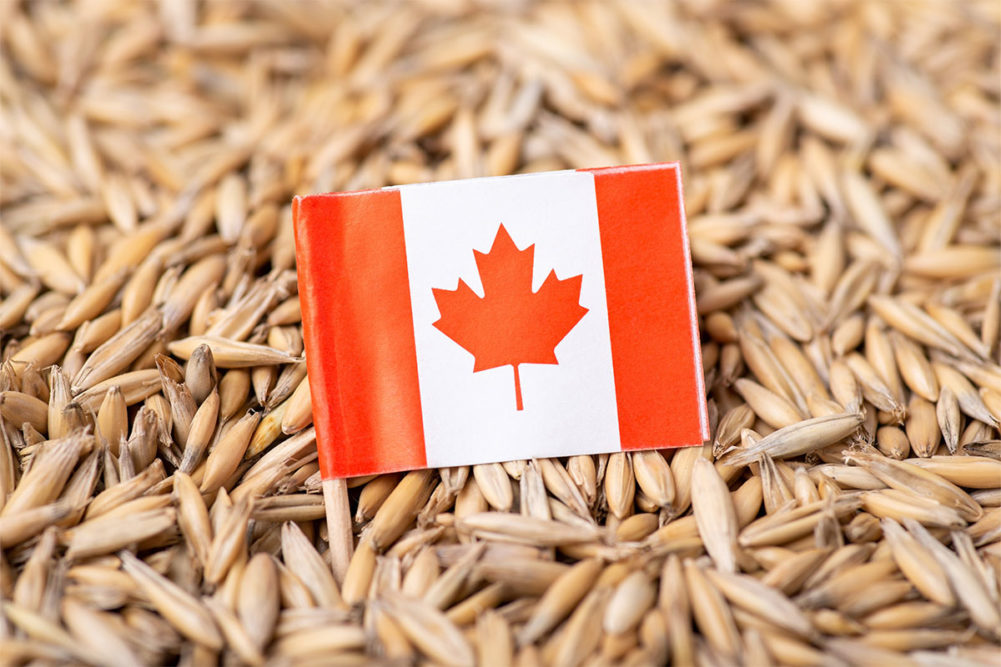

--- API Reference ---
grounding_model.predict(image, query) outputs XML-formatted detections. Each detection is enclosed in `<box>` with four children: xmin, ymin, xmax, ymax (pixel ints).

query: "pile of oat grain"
<box><xmin>1</xmin><ymin>1</ymin><xmax>1000</xmax><ymax>665</ymax></box>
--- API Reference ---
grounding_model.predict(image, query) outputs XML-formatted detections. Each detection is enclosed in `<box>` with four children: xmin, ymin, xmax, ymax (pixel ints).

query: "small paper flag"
<box><xmin>294</xmin><ymin>163</ymin><xmax>708</xmax><ymax>478</ymax></box>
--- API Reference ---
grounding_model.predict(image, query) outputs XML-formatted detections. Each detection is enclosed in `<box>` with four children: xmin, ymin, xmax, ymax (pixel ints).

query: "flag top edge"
<box><xmin>293</xmin><ymin>162</ymin><xmax>683</xmax><ymax>201</ymax></box>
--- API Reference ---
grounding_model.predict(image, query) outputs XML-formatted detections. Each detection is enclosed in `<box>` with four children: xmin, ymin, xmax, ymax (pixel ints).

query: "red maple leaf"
<box><xmin>431</xmin><ymin>224</ymin><xmax>588</xmax><ymax>411</ymax></box>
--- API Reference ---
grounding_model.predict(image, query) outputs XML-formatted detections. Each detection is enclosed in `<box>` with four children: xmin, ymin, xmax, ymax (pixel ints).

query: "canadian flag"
<box><xmin>294</xmin><ymin>163</ymin><xmax>707</xmax><ymax>478</ymax></box>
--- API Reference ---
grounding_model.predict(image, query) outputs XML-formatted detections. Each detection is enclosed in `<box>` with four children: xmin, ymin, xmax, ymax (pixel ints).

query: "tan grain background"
<box><xmin>1</xmin><ymin>1</ymin><xmax>1000</xmax><ymax>665</ymax></box>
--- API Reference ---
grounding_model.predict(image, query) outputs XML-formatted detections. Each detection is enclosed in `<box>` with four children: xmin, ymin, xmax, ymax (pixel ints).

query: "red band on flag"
<box><xmin>294</xmin><ymin>190</ymin><xmax>427</xmax><ymax>478</ymax></box>
<box><xmin>585</xmin><ymin>164</ymin><xmax>707</xmax><ymax>449</ymax></box>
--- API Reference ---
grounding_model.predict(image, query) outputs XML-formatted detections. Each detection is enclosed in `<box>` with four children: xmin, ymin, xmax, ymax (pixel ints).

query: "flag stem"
<box><xmin>322</xmin><ymin>478</ymin><xmax>353</xmax><ymax>585</ymax></box>
<box><xmin>513</xmin><ymin>364</ymin><xmax>524</xmax><ymax>411</ymax></box>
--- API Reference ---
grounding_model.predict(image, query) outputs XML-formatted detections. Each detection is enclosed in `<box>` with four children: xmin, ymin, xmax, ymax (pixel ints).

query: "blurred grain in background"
<box><xmin>1</xmin><ymin>1</ymin><xmax>999</xmax><ymax>664</ymax></box>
